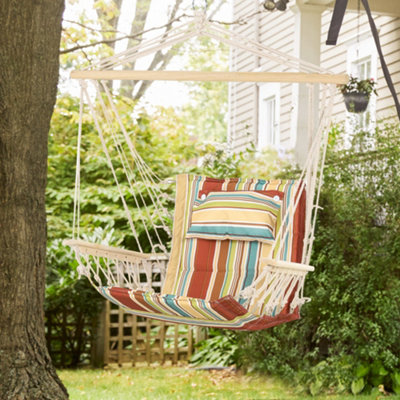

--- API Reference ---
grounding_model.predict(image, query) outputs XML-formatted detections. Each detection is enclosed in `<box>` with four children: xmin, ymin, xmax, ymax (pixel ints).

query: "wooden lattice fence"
<box><xmin>45</xmin><ymin>255</ymin><xmax>206</xmax><ymax>367</ymax></box>
<box><xmin>96</xmin><ymin>301</ymin><xmax>204</xmax><ymax>366</ymax></box>
<box><xmin>94</xmin><ymin>256</ymin><xmax>206</xmax><ymax>366</ymax></box>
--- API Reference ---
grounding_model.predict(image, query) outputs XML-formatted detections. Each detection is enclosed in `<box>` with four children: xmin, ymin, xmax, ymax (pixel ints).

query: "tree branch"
<box><xmin>126</xmin><ymin>0</ymin><xmax>185</xmax><ymax>99</ymax></box>
<box><xmin>209</xmin><ymin>10</ymin><xmax>263</xmax><ymax>26</ymax></box>
<box><xmin>60</xmin><ymin>13</ymin><xmax>189</xmax><ymax>55</ymax></box>
<box><xmin>62</xmin><ymin>30</ymin><xmax>91</xmax><ymax>61</ymax></box>
<box><xmin>62</xmin><ymin>18</ymin><xmax>126</xmax><ymax>35</ymax></box>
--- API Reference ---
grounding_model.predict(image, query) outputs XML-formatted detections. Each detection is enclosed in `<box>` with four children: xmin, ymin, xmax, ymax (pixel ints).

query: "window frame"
<box><xmin>258</xmin><ymin>82</ymin><xmax>280</xmax><ymax>150</ymax></box>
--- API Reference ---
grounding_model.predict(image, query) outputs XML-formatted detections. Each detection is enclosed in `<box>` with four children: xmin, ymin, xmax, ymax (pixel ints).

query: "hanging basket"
<box><xmin>343</xmin><ymin>92</ymin><xmax>370</xmax><ymax>113</ymax></box>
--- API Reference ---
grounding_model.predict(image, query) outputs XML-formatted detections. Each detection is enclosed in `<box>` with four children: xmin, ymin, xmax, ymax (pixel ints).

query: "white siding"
<box><xmin>229</xmin><ymin>1</ymin><xmax>295</xmax><ymax>151</ymax></box>
<box><xmin>320</xmin><ymin>10</ymin><xmax>400</xmax><ymax>123</ymax></box>
<box><xmin>230</xmin><ymin>2</ymin><xmax>400</xmax><ymax>152</ymax></box>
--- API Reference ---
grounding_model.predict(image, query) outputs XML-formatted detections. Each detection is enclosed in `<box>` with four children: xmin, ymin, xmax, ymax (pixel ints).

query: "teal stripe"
<box><xmin>187</xmin><ymin>225</ymin><xmax>274</xmax><ymax>240</ymax></box>
<box><xmin>255</xmin><ymin>180</ymin><xmax>266</xmax><ymax>190</ymax></box>
<box><xmin>242</xmin><ymin>241</ymin><xmax>259</xmax><ymax>290</ymax></box>
<box><xmin>163</xmin><ymin>294</ymin><xmax>192</xmax><ymax>318</ymax></box>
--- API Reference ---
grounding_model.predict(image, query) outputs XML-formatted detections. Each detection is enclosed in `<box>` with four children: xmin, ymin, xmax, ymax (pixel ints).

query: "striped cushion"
<box><xmin>163</xmin><ymin>175</ymin><xmax>305</xmax><ymax>303</ymax></box>
<box><xmin>186</xmin><ymin>191</ymin><xmax>281</xmax><ymax>243</ymax></box>
<box><xmin>102</xmin><ymin>175</ymin><xmax>307</xmax><ymax>330</ymax></box>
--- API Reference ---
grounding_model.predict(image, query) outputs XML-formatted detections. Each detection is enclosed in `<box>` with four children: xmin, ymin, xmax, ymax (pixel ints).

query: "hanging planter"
<box><xmin>343</xmin><ymin>92</ymin><xmax>369</xmax><ymax>113</ymax></box>
<box><xmin>339</xmin><ymin>76</ymin><xmax>377</xmax><ymax>114</ymax></box>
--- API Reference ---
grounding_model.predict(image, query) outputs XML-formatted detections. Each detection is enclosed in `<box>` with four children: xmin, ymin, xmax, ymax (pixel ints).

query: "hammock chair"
<box><xmin>64</xmin><ymin>13</ymin><xmax>347</xmax><ymax>331</ymax></box>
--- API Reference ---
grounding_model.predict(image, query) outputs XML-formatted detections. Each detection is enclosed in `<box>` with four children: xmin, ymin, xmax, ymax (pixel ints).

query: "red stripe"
<box><xmin>109</xmin><ymin>287</ymin><xmax>150</xmax><ymax>312</ymax></box>
<box><xmin>291</xmin><ymin>186</ymin><xmax>306</xmax><ymax>263</ymax></box>
<box><xmin>186</xmin><ymin>239</ymin><xmax>216</xmax><ymax>299</ymax></box>
<box><xmin>236</xmin><ymin>308</ymin><xmax>300</xmax><ymax>331</ymax></box>
<box><xmin>210</xmin><ymin>295</ymin><xmax>248</xmax><ymax>320</ymax></box>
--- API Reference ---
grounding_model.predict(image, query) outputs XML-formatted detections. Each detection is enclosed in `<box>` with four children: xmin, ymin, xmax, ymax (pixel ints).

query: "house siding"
<box><xmin>320</xmin><ymin>11</ymin><xmax>400</xmax><ymax>123</ymax></box>
<box><xmin>229</xmin><ymin>0</ymin><xmax>295</xmax><ymax>151</ymax></box>
<box><xmin>230</xmin><ymin>1</ymin><xmax>400</xmax><ymax>153</ymax></box>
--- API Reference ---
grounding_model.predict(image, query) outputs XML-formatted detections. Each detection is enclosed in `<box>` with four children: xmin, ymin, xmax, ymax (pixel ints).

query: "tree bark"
<box><xmin>0</xmin><ymin>1</ymin><xmax>68</xmax><ymax>399</ymax></box>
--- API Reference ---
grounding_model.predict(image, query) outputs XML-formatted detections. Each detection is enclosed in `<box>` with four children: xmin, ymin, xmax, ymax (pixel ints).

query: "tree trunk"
<box><xmin>0</xmin><ymin>1</ymin><xmax>68</xmax><ymax>399</ymax></box>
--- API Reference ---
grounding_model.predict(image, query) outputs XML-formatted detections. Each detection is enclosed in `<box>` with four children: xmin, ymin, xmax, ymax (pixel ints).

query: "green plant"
<box><xmin>190</xmin><ymin>329</ymin><xmax>239</xmax><ymax>367</ymax></box>
<box><xmin>46</xmin><ymin>94</ymin><xmax>200</xmax><ymax>365</ymax></box>
<box><xmin>45</xmin><ymin>239</ymin><xmax>104</xmax><ymax>367</ymax></box>
<box><xmin>339</xmin><ymin>76</ymin><xmax>377</xmax><ymax>97</ymax></box>
<box><xmin>236</xmin><ymin>121</ymin><xmax>400</xmax><ymax>395</ymax></box>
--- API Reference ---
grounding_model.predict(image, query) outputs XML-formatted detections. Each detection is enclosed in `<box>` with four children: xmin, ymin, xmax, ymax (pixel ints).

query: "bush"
<box><xmin>190</xmin><ymin>329</ymin><xmax>239</xmax><ymax>367</ymax></box>
<box><xmin>45</xmin><ymin>239</ymin><xmax>104</xmax><ymax>367</ymax></box>
<box><xmin>236</xmin><ymin>122</ymin><xmax>400</xmax><ymax>395</ymax></box>
<box><xmin>46</xmin><ymin>95</ymin><xmax>199</xmax><ymax>365</ymax></box>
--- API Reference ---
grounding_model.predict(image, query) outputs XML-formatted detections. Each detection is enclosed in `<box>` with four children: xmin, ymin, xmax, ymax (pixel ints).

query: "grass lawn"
<box><xmin>59</xmin><ymin>365</ymin><xmax>394</xmax><ymax>400</ymax></box>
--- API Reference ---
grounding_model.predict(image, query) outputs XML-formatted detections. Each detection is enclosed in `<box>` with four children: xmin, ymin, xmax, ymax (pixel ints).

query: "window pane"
<box><xmin>264</xmin><ymin>97</ymin><xmax>276</xmax><ymax>145</ymax></box>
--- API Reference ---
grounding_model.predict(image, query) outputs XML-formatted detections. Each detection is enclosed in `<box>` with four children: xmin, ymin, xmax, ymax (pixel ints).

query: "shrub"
<box><xmin>236</xmin><ymin>122</ymin><xmax>400</xmax><ymax>395</ymax></box>
<box><xmin>190</xmin><ymin>329</ymin><xmax>239</xmax><ymax>367</ymax></box>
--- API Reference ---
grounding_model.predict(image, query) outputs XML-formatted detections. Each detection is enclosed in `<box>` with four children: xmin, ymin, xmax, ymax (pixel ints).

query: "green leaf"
<box><xmin>309</xmin><ymin>380</ymin><xmax>322</xmax><ymax>397</ymax></box>
<box><xmin>355</xmin><ymin>364</ymin><xmax>370</xmax><ymax>378</ymax></box>
<box><xmin>351</xmin><ymin>378</ymin><xmax>365</xmax><ymax>395</ymax></box>
<box><xmin>392</xmin><ymin>372</ymin><xmax>400</xmax><ymax>394</ymax></box>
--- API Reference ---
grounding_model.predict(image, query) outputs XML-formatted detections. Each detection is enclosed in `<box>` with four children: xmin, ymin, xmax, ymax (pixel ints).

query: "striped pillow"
<box><xmin>186</xmin><ymin>191</ymin><xmax>281</xmax><ymax>243</ymax></box>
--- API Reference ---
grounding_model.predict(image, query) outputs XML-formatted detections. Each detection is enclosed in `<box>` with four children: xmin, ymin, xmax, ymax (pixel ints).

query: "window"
<box><xmin>264</xmin><ymin>96</ymin><xmax>277</xmax><ymax>145</ymax></box>
<box><xmin>346</xmin><ymin>35</ymin><xmax>378</xmax><ymax>131</ymax></box>
<box><xmin>258</xmin><ymin>83</ymin><xmax>280</xmax><ymax>150</ymax></box>
<box><xmin>356</xmin><ymin>57</ymin><xmax>372</xmax><ymax>80</ymax></box>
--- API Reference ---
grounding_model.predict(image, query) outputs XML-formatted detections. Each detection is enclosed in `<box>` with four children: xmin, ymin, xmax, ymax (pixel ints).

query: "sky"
<box><xmin>63</xmin><ymin>0</ymin><xmax>232</xmax><ymax>107</ymax></box>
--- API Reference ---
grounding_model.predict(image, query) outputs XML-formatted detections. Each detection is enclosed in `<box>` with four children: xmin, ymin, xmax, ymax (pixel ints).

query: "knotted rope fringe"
<box><xmin>67</xmin><ymin>239</ymin><xmax>168</xmax><ymax>293</ymax></box>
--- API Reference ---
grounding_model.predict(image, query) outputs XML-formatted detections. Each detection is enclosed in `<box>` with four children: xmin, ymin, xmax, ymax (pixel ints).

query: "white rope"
<box><xmin>241</xmin><ymin>267</ymin><xmax>307</xmax><ymax>316</ymax></box>
<box><xmin>82</xmin><ymin>84</ymin><xmax>144</xmax><ymax>252</ymax></box>
<box><xmin>89</xmin><ymin>13</ymin><xmax>330</xmax><ymax>78</ymax></box>
<box><xmin>93</xmin><ymin>82</ymin><xmax>157</xmax><ymax>251</ymax></box>
<box><xmin>100</xmin><ymin>82</ymin><xmax>163</xmax><ymax>186</ymax></box>
<box><xmin>98</xmin><ymin>83</ymin><xmax>171</xmax><ymax>251</ymax></box>
<box><xmin>204</xmin><ymin>20</ymin><xmax>326</xmax><ymax>74</ymax></box>
<box><xmin>287</xmin><ymin>89</ymin><xmax>332</xmax><ymax>252</ymax></box>
<box><xmin>268</xmin><ymin>95</ymin><xmax>331</xmax><ymax>260</ymax></box>
<box><xmin>101</xmin><ymin>82</ymin><xmax>173</xmax><ymax>230</ymax></box>
<box><xmin>69</xmin><ymin>240</ymin><xmax>169</xmax><ymax>291</ymax></box>
<box><xmin>98</xmin><ymin>18</ymin><xmax>196</xmax><ymax>70</ymax></box>
<box><xmin>305</xmin><ymin>84</ymin><xmax>335</xmax><ymax>264</ymax></box>
<box><xmin>72</xmin><ymin>83</ymin><xmax>84</xmax><ymax>239</ymax></box>
<box><xmin>242</xmin><ymin>81</ymin><xmax>335</xmax><ymax>308</ymax></box>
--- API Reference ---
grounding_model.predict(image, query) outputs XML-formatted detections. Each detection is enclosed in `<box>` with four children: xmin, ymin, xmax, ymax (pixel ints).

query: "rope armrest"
<box><xmin>239</xmin><ymin>258</ymin><xmax>315</xmax><ymax>316</ymax></box>
<box><xmin>63</xmin><ymin>239</ymin><xmax>153</xmax><ymax>264</ymax></box>
<box><xmin>260</xmin><ymin>258</ymin><xmax>314</xmax><ymax>273</ymax></box>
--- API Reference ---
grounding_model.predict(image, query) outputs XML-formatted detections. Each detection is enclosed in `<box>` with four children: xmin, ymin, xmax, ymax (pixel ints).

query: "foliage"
<box><xmin>180</xmin><ymin>36</ymin><xmax>229</xmax><ymax>143</ymax></box>
<box><xmin>199</xmin><ymin>141</ymin><xmax>294</xmax><ymax>180</ymax></box>
<box><xmin>46</xmin><ymin>94</ymin><xmax>198</xmax><ymax>365</ymax></box>
<box><xmin>45</xmin><ymin>239</ymin><xmax>104</xmax><ymax>367</ymax></box>
<box><xmin>47</xmin><ymin>94</ymin><xmax>198</xmax><ymax>249</ymax></box>
<box><xmin>339</xmin><ymin>76</ymin><xmax>377</xmax><ymax>97</ymax></box>
<box><xmin>235</xmin><ymin>121</ymin><xmax>400</xmax><ymax>395</ymax></box>
<box><xmin>190</xmin><ymin>329</ymin><xmax>239</xmax><ymax>367</ymax></box>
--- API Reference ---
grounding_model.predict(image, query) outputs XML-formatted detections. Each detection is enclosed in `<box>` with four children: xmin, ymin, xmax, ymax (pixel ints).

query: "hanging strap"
<box><xmin>360</xmin><ymin>0</ymin><xmax>400</xmax><ymax>121</ymax></box>
<box><xmin>326</xmin><ymin>0</ymin><xmax>400</xmax><ymax>121</ymax></box>
<box><xmin>326</xmin><ymin>0</ymin><xmax>348</xmax><ymax>45</ymax></box>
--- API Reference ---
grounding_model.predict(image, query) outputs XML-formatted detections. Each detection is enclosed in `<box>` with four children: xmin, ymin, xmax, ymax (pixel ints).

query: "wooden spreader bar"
<box><xmin>71</xmin><ymin>70</ymin><xmax>349</xmax><ymax>85</ymax></box>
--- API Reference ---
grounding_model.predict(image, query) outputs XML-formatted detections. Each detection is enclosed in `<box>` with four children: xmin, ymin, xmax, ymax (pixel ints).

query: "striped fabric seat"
<box><xmin>103</xmin><ymin>174</ymin><xmax>306</xmax><ymax>331</ymax></box>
